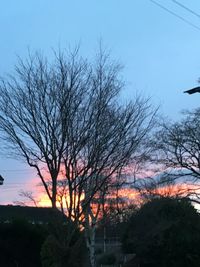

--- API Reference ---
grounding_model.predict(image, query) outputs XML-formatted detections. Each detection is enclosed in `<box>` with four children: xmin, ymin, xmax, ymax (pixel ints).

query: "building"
<box><xmin>0</xmin><ymin>205</ymin><xmax>66</xmax><ymax>224</ymax></box>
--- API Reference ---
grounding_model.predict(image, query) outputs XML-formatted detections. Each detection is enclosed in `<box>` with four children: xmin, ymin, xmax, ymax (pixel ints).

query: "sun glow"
<box><xmin>28</xmin><ymin>166</ymin><xmax>200</xmax><ymax>215</ymax></box>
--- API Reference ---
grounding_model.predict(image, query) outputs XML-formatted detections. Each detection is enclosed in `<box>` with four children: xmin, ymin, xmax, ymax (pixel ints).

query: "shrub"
<box><xmin>122</xmin><ymin>198</ymin><xmax>200</xmax><ymax>267</ymax></box>
<box><xmin>98</xmin><ymin>252</ymin><xmax>116</xmax><ymax>265</ymax></box>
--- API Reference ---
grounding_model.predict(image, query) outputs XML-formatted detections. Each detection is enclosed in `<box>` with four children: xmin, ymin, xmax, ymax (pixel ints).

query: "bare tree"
<box><xmin>0</xmin><ymin>48</ymin><xmax>94</xmax><ymax>208</ymax></box>
<box><xmin>0</xmin><ymin>47</ymin><xmax>157</xmax><ymax>267</ymax></box>
<box><xmin>14</xmin><ymin>190</ymin><xmax>38</xmax><ymax>207</ymax></box>
<box><xmin>153</xmin><ymin>108</ymin><xmax>200</xmax><ymax>204</ymax></box>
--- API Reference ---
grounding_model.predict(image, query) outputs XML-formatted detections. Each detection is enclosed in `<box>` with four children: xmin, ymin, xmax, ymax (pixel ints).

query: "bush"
<box><xmin>122</xmin><ymin>198</ymin><xmax>200</xmax><ymax>267</ymax></box>
<box><xmin>0</xmin><ymin>217</ymin><xmax>85</xmax><ymax>267</ymax></box>
<box><xmin>0</xmin><ymin>219</ymin><xmax>46</xmax><ymax>267</ymax></box>
<box><xmin>98</xmin><ymin>252</ymin><xmax>116</xmax><ymax>265</ymax></box>
<box><xmin>41</xmin><ymin>220</ymin><xmax>86</xmax><ymax>267</ymax></box>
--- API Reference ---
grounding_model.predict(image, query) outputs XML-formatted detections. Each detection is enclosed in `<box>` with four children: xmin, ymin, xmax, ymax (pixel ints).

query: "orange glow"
<box><xmin>147</xmin><ymin>183</ymin><xmax>200</xmax><ymax>198</ymax></box>
<box><xmin>35</xmin><ymin>182</ymin><xmax>200</xmax><ymax>208</ymax></box>
<box><xmin>24</xmin><ymin>168</ymin><xmax>200</xmax><ymax>214</ymax></box>
<box><xmin>37</xmin><ymin>194</ymin><xmax>51</xmax><ymax>207</ymax></box>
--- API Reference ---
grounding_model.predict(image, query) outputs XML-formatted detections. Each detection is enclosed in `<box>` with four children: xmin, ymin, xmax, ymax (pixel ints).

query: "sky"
<box><xmin>0</xmin><ymin>0</ymin><xmax>200</xmax><ymax>204</ymax></box>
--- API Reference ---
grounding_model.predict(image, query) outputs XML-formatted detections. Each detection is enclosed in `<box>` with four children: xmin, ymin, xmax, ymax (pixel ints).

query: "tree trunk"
<box><xmin>51</xmin><ymin>177</ymin><xmax>57</xmax><ymax>208</ymax></box>
<box><xmin>85</xmin><ymin>225</ymin><xmax>96</xmax><ymax>267</ymax></box>
<box><xmin>51</xmin><ymin>197</ymin><xmax>57</xmax><ymax>208</ymax></box>
<box><xmin>84</xmin><ymin>203</ymin><xmax>97</xmax><ymax>267</ymax></box>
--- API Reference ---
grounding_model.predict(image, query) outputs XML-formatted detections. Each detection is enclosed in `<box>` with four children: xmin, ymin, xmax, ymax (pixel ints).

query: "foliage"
<box><xmin>41</xmin><ymin>220</ymin><xmax>86</xmax><ymax>267</ymax></box>
<box><xmin>98</xmin><ymin>252</ymin><xmax>116</xmax><ymax>265</ymax></box>
<box><xmin>122</xmin><ymin>198</ymin><xmax>200</xmax><ymax>267</ymax></box>
<box><xmin>0</xmin><ymin>216</ymin><xmax>85</xmax><ymax>267</ymax></box>
<box><xmin>0</xmin><ymin>219</ymin><xmax>46</xmax><ymax>267</ymax></box>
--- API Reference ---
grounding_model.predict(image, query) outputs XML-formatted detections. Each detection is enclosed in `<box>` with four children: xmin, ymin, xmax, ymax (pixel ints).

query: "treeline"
<box><xmin>0</xmin><ymin>218</ymin><xmax>86</xmax><ymax>267</ymax></box>
<box><xmin>1</xmin><ymin>197</ymin><xmax>200</xmax><ymax>267</ymax></box>
<box><xmin>122</xmin><ymin>197</ymin><xmax>200</xmax><ymax>267</ymax></box>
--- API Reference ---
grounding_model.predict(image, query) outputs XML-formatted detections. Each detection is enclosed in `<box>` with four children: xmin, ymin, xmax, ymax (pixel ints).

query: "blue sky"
<box><xmin>0</xmin><ymin>0</ymin><xmax>200</xmax><ymax>204</ymax></box>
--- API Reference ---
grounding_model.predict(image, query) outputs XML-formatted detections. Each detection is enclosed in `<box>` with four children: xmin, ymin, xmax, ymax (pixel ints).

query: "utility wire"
<box><xmin>0</xmin><ymin>169</ymin><xmax>31</xmax><ymax>172</ymax></box>
<box><xmin>149</xmin><ymin>0</ymin><xmax>200</xmax><ymax>32</ymax></box>
<box><xmin>5</xmin><ymin>182</ymin><xmax>30</xmax><ymax>185</ymax></box>
<box><xmin>171</xmin><ymin>0</ymin><xmax>200</xmax><ymax>19</ymax></box>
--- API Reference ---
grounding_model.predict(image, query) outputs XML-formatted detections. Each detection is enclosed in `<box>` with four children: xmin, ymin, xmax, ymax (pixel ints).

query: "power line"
<box><xmin>172</xmin><ymin>0</ymin><xmax>200</xmax><ymax>19</ymax></box>
<box><xmin>149</xmin><ymin>0</ymin><xmax>200</xmax><ymax>32</ymax></box>
<box><xmin>0</xmin><ymin>169</ymin><xmax>31</xmax><ymax>172</ymax></box>
<box><xmin>0</xmin><ymin>189</ymin><xmax>23</xmax><ymax>192</ymax></box>
<box><xmin>5</xmin><ymin>182</ymin><xmax>30</xmax><ymax>185</ymax></box>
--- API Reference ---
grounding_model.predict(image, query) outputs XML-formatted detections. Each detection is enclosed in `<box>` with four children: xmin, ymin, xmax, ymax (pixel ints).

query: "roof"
<box><xmin>0</xmin><ymin>205</ymin><xmax>66</xmax><ymax>223</ymax></box>
<box><xmin>184</xmin><ymin>86</ymin><xmax>200</xmax><ymax>94</ymax></box>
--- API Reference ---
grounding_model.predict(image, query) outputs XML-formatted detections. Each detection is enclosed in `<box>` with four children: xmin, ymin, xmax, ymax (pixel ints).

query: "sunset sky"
<box><xmin>0</xmin><ymin>0</ymin><xmax>200</xmax><ymax>204</ymax></box>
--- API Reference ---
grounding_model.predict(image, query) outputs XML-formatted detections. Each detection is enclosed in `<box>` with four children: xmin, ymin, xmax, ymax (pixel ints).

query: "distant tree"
<box><xmin>155</xmin><ymin>108</ymin><xmax>200</xmax><ymax>204</ymax></box>
<box><xmin>122</xmin><ymin>198</ymin><xmax>200</xmax><ymax>267</ymax></box>
<box><xmin>14</xmin><ymin>190</ymin><xmax>39</xmax><ymax>207</ymax></box>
